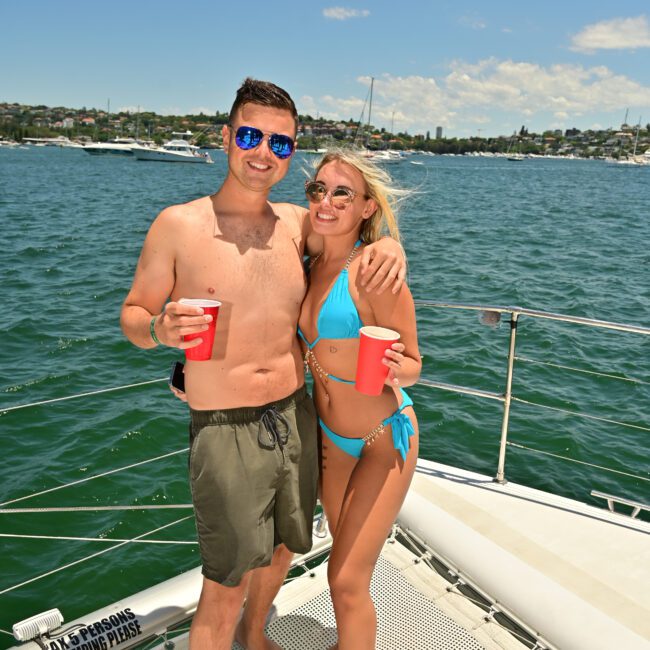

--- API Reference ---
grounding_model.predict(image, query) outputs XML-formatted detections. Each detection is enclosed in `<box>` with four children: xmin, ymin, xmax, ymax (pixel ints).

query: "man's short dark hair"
<box><xmin>229</xmin><ymin>78</ymin><xmax>298</xmax><ymax>131</ymax></box>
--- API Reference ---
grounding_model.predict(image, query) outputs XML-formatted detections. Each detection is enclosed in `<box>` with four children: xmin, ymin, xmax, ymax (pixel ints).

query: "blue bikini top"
<box><xmin>298</xmin><ymin>240</ymin><xmax>364</xmax><ymax>350</ymax></box>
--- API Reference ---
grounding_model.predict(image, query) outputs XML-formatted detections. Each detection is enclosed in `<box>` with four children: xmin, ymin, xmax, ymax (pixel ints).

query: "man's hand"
<box><xmin>359</xmin><ymin>238</ymin><xmax>406</xmax><ymax>294</ymax></box>
<box><xmin>169</xmin><ymin>385</ymin><xmax>188</xmax><ymax>402</ymax></box>
<box><xmin>155</xmin><ymin>302</ymin><xmax>213</xmax><ymax>349</ymax></box>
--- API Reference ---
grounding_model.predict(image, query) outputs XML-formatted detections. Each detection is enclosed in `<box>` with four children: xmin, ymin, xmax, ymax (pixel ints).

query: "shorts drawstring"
<box><xmin>258</xmin><ymin>407</ymin><xmax>290</xmax><ymax>456</ymax></box>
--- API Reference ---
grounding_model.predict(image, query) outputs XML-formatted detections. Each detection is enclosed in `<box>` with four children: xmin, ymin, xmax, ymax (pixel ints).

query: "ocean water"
<box><xmin>0</xmin><ymin>147</ymin><xmax>648</xmax><ymax>647</ymax></box>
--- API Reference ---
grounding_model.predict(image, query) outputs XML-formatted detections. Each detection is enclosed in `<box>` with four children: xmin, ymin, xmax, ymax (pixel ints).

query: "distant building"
<box><xmin>436</xmin><ymin>126</ymin><xmax>443</xmax><ymax>139</ymax></box>
<box><xmin>62</xmin><ymin>117</ymin><xmax>74</xmax><ymax>128</ymax></box>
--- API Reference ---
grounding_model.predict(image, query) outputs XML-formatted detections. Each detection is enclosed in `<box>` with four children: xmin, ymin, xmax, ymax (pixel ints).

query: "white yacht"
<box><xmin>371</xmin><ymin>150</ymin><xmax>404</xmax><ymax>164</ymax></box>
<box><xmin>131</xmin><ymin>132</ymin><xmax>213</xmax><ymax>164</ymax></box>
<box><xmin>81</xmin><ymin>138</ymin><xmax>139</xmax><ymax>156</ymax></box>
<box><xmin>4</xmin><ymin>304</ymin><xmax>650</xmax><ymax>650</ymax></box>
<box><xmin>22</xmin><ymin>136</ymin><xmax>83</xmax><ymax>148</ymax></box>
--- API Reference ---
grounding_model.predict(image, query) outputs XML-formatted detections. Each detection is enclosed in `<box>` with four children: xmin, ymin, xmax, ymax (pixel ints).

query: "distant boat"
<box><xmin>132</xmin><ymin>132</ymin><xmax>213</xmax><ymax>164</ymax></box>
<box><xmin>613</xmin><ymin>121</ymin><xmax>645</xmax><ymax>166</ymax></box>
<box><xmin>505</xmin><ymin>133</ymin><xmax>525</xmax><ymax>161</ymax></box>
<box><xmin>23</xmin><ymin>136</ymin><xmax>83</xmax><ymax>148</ymax></box>
<box><xmin>366</xmin><ymin>150</ymin><xmax>403</xmax><ymax>164</ymax></box>
<box><xmin>82</xmin><ymin>138</ymin><xmax>140</xmax><ymax>156</ymax></box>
<box><xmin>351</xmin><ymin>77</ymin><xmax>404</xmax><ymax>165</ymax></box>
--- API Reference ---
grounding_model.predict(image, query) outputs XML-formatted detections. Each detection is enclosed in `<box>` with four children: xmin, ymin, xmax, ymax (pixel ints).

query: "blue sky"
<box><xmin>2</xmin><ymin>0</ymin><xmax>650</xmax><ymax>137</ymax></box>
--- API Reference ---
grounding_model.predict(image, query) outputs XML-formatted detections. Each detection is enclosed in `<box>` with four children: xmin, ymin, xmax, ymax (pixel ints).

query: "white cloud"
<box><xmin>323</xmin><ymin>7</ymin><xmax>370</xmax><ymax>20</ymax></box>
<box><xmin>298</xmin><ymin>59</ymin><xmax>650</xmax><ymax>135</ymax></box>
<box><xmin>570</xmin><ymin>15</ymin><xmax>650</xmax><ymax>52</ymax></box>
<box><xmin>188</xmin><ymin>106</ymin><xmax>217</xmax><ymax>116</ymax></box>
<box><xmin>459</xmin><ymin>13</ymin><xmax>486</xmax><ymax>30</ymax></box>
<box><xmin>158</xmin><ymin>106</ymin><xmax>183</xmax><ymax>116</ymax></box>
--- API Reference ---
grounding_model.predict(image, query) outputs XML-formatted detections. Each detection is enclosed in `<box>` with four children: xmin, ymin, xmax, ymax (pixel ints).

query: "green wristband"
<box><xmin>150</xmin><ymin>316</ymin><xmax>162</xmax><ymax>346</ymax></box>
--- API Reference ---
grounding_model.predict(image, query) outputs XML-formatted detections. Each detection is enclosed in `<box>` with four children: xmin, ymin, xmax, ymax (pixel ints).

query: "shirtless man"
<box><xmin>120</xmin><ymin>79</ymin><xmax>405</xmax><ymax>650</ymax></box>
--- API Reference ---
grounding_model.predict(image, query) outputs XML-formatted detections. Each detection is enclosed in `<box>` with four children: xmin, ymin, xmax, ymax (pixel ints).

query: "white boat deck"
<box><xmin>156</xmin><ymin>534</ymin><xmax>528</xmax><ymax>650</ymax></box>
<box><xmin>400</xmin><ymin>460</ymin><xmax>650</xmax><ymax>650</ymax></box>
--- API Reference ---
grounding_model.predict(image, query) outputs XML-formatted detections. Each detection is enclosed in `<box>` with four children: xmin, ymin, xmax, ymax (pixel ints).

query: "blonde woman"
<box><xmin>299</xmin><ymin>150</ymin><xmax>421</xmax><ymax>649</ymax></box>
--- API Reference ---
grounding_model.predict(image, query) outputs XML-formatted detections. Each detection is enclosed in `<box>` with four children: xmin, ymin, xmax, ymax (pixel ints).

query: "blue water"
<box><xmin>0</xmin><ymin>147</ymin><xmax>648</xmax><ymax>647</ymax></box>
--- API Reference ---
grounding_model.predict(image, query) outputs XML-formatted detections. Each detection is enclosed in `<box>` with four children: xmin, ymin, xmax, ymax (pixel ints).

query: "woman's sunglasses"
<box><xmin>305</xmin><ymin>180</ymin><xmax>361</xmax><ymax>208</ymax></box>
<box><xmin>231</xmin><ymin>125</ymin><xmax>295</xmax><ymax>159</ymax></box>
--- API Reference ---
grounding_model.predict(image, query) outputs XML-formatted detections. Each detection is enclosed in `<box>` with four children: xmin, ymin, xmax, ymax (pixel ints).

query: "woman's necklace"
<box><xmin>310</xmin><ymin>241</ymin><xmax>361</xmax><ymax>271</ymax></box>
<box><xmin>303</xmin><ymin>242</ymin><xmax>362</xmax><ymax>386</ymax></box>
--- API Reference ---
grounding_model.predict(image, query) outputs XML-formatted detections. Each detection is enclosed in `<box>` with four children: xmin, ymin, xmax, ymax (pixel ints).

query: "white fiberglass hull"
<box><xmin>82</xmin><ymin>143</ymin><xmax>134</xmax><ymax>156</ymax></box>
<box><xmin>131</xmin><ymin>148</ymin><xmax>212</xmax><ymax>164</ymax></box>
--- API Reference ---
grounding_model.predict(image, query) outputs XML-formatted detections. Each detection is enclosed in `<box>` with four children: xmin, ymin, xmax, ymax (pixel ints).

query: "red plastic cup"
<box><xmin>178</xmin><ymin>298</ymin><xmax>221</xmax><ymax>361</ymax></box>
<box><xmin>355</xmin><ymin>326</ymin><xmax>400</xmax><ymax>395</ymax></box>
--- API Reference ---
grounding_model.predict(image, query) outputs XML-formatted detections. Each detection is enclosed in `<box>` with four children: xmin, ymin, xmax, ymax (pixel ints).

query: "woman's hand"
<box><xmin>383</xmin><ymin>342</ymin><xmax>405</xmax><ymax>386</ymax></box>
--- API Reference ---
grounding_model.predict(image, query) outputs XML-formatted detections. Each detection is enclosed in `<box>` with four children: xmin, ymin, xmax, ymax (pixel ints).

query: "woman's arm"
<box><xmin>363</xmin><ymin>280</ymin><xmax>421</xmax><ymax>388</ymax></box>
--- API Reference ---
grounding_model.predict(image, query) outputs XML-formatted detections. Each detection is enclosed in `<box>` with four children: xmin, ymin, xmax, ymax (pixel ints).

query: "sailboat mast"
<box><xmin>367</xmin><ymin>77</ymin><xmax>374</xmax><ymax>131</ymax></box>
<box><xmin>633</xmin><ymin>117</ymin><xmax>641</xmax><ymax>156</ymax></box>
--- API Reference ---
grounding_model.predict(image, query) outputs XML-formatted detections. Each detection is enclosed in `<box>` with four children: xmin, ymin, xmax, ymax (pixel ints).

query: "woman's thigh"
<box><xmin>320</xmin><ymin>427</ymin><xmax>359</xmax><ymax>536</ymax></box>
<box><xmin>328</xmin><ymin>410</ymin><xmax>419</xmax><ymax>583</ymax></box>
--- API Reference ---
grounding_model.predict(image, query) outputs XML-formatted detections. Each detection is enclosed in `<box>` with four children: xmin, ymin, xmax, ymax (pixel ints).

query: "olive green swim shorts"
<box><xmin>188</xmin><ymin>385</ymin><xmax>318</xmax><ymax>587</ymax></box>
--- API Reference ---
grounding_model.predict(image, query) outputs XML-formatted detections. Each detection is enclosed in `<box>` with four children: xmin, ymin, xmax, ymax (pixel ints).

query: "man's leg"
<box><xmin>235</xmin><ymin>543</ymin><xmax>293</xmax><ymax>650</ymax></box>
<box><xmin>189</xmin><ymin>573</ymin><xmax>250</xmax><ymax>650</ymax></box>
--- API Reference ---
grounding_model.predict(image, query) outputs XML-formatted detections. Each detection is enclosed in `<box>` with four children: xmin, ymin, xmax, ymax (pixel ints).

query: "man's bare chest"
<box><xmin>176</xmin><ymin>237</ymin><xmax>305</xmax><ymax>299</ymax></box>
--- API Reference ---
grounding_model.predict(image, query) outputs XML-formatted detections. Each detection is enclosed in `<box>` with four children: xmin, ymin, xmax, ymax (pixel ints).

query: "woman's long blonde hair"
<box><xmin>312</xmin><ymin>149</ymin><xmax>410</xmax><ymax>244</ymax></box>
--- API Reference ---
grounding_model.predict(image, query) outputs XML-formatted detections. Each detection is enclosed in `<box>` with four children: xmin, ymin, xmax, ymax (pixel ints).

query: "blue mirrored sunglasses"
<box><xmin>232</xmin><ymin>125</ymin><xmax>295</xmax><ymax>159</ymax></box>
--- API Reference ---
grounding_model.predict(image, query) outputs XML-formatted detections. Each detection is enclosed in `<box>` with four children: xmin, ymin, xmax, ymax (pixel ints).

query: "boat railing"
<box><xmin>414</xmin><ymin>300</ymin><xmax>650</xmax><ymax>515</ymax></box>
<box><xmin>1</xmin><ymin>301</ymin><xmax>648</xmax><ymax>613</ymax></box>
<box><xmin>2</xmin><ymin>302</ymin><xmax>648</xmax><ymax>517</ymax></box>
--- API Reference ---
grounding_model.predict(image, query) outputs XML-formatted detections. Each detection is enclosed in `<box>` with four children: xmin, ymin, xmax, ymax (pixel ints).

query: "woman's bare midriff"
<box><xmin>307</xmin><ymin>338</ymin><xmax>401</xmax><ymax>438</ymax></box>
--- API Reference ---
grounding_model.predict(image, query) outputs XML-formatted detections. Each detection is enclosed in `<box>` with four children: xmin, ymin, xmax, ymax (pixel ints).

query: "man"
<box><xmin>120</xmin><ymin>78</ymin><xmax>405</xmax><ymax>650</ymax></box>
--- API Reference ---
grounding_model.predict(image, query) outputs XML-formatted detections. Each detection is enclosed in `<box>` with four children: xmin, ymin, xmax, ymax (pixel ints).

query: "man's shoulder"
<box><xmin>154</xmin><ymin>195</ymin><xmax>212</xmax><ymax>228</ymax></box>
<box><xmin>270</xmin><ymin>200</ymin><xmax>308</xmax><ymax>219</ymax></box>
<box><xmin>270</xmin><ymin>201</ymin><xmax>308</xmax><ymax>238</ymax></box>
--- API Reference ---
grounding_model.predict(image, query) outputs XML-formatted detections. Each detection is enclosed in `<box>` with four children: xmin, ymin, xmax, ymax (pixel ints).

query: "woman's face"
<box><xmin>308</xmin><ymin>160</ymin><xmax>376</xmax><ymax>238</ymax></box>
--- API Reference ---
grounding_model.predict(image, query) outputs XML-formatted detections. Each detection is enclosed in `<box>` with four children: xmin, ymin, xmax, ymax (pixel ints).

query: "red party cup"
<box><xmin>178</xmin><ymin>298</ymin><xmax>221</xmax><ymax>361</ymax></box>
<box><xmin>355</xmin><ymin>326</ymin><xmax>400</xmax><ymax>395</ymax></box>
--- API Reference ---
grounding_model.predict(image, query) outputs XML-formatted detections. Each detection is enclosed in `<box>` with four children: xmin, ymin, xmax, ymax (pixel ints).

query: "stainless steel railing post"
<box><xmin>495</xmin><ymin>311</ymin><xmax>519</xmax><ymax>483</ymax></box>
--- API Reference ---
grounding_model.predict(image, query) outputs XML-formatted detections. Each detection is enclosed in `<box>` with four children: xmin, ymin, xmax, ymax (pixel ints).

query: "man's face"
<box><xmin>222</xmin><ymin>103</ymin><xmax>297</xmax><ymax>194</ymax></box>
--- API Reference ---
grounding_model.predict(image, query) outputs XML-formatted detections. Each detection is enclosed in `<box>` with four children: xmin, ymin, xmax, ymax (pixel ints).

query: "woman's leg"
<box><xmin>324</xmin><ymin>411</ymin><xmax>419</xmax><ymax>650</ymax></box>
<box><xmin>320</xmin><ymin>426</ymin><xmax>359</xmax><ymax>535</ymax></box>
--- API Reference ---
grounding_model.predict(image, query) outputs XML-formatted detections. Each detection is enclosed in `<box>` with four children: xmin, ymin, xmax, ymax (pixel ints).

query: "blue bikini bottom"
<box><xmin>319</xmin><ymin>389</ymin><xmax>414</xmax><ymax>462</ymax></box>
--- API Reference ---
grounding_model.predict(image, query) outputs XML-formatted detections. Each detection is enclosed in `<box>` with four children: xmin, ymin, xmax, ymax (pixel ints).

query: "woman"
<box><xmin>299</xmin><ymin>149</ymin><xmax>421</xmax><ymax>649</ymax></box>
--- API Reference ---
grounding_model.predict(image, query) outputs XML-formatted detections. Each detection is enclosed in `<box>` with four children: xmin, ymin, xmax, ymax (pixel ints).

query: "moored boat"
<box><xmin>131</xmin><ymin>132</ymin><xmax>213</xmax><ymax>164</ymax></box>
<box><xmin>81</xmin><ymin>138</ymin><xmax>139</xmax><ymax>156</ymax></box>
